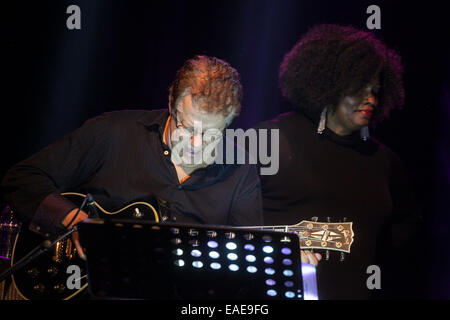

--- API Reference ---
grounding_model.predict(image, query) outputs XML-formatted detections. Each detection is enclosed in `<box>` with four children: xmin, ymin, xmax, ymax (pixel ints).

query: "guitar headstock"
<box><xmin>295</xmin><ymin>219</ymin><xmax>354</xmax><ymax>253</ymax></box>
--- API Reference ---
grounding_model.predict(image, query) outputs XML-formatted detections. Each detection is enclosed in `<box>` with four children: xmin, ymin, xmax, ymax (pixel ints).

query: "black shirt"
<box><xmin>253</xmin><ymin>111</ymin><xmax>423</xmax><ymax>299</ymax></box>
<box><xmin>1</xmin><ymin>109</ymin><xmax>263</xmax><ymax>238</ymax></box>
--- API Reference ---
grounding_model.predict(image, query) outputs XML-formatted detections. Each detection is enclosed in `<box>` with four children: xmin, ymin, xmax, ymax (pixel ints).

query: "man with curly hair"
<box><xmin>1</xmin><ymin>55</ymin><xmax>263</xmax><ymax>257</ymax></box>
<box><xmin>254</xmin><ymin>24</ymin><xmax>423</xmax><ymax>299</ymax></box>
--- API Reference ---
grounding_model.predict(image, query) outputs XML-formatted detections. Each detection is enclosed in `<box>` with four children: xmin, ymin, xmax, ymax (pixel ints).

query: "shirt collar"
<box><xmin>136</xmin><ymin>108</ymin><xmax>170</xmax><ymax>135</ymax></box>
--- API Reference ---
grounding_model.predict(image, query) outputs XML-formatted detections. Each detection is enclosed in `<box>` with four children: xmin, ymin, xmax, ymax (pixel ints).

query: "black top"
<box><xmin>1</xmin><ymin>109</ymin><xmax>263</xmax><ymax>238</ymax></box>
<box><xmin>253</xmin><ymin>111</ymin><xmax>423</xmax><ymax>299</ymax></box>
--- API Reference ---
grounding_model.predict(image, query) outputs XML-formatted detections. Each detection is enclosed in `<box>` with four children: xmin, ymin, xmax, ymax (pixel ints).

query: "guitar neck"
<box><xmin>244</xmin><ymin>224</ymin><xmax>303</xmax><ymax>234</ymax></box>
<box><xmin>257</xmin><ymin>225</ymin><xmax>291</xmax><ymax>233</ymax></box>
<box><xmin>241</xmin><ymin>220</ymin><xmax>354</xmax><ymax>253</ymax></box>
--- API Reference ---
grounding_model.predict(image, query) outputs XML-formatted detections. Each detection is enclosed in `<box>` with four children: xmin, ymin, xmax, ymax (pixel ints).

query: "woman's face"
<box><xmin>327</xmin><ymin>78</ymin><xmax>380</xmax><ymax>136</ymax></box>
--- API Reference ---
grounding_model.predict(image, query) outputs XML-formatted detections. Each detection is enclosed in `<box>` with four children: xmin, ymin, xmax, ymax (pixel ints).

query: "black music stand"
<box><xmin>77</xmin><ymin>218</ymin><xmax>304</xmax><ymax>300</ymax></box>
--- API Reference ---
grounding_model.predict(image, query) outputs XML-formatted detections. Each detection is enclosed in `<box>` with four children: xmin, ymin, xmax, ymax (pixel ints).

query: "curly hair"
<box><xmin>279</xmin><ymin>24</ymin><xmax>404</xmax><ymax>125</ymax></box>
<box><xmin>169</xmin><ymin>55</ymin><xmax>243</xmax><ymax>118</ymax></box>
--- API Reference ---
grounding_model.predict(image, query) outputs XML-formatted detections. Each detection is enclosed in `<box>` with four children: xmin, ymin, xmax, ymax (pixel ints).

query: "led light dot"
<box><xmin>174</xmin><ymin>259</ymin><xmax>185</xmax><ymax>267</ymax></box>
<box><xmin>207</xmin><ymin>241</ymin><xmax>218</xmax><ymax>248</ymax></box>
<box><xmin>284</xmin><ymin>281</ymin><xmax>294</xmax><ymax>288</ymax></box>
<box><xmin>191</xmin><ymin>249</ymin><xmax>202</xmax><ymax>257</ymax></box>
<box><xmin>267</xmin><ymin>289</ymin><xmax>277</xmax><ymax>297</ymax></box>
<box><xmin>246</xmin><ymin>266</ymin><xmax>257</xmax><ymax>273</ymax></box>
<box><xmin>265</xmin><ymin>268</ymin><xmax>275</xmax><ymax>275</ymax></box>
<box><xmin>209</xmin><ymin>251</ymin><xmax>220</xmax><ymax>259</ymax></box>
<box><xmin>210</xmin><ymin>262</ymin><xmax>221</xmax><ymax>270</ymax></box>
<box><xmin>245</xmin><ymin>255</ymin><xmax>256</xmax><ymax>263</ymax></box>
<box><xmin>282</xmin><ymin>258</ymin><xmax>293</xmax><ymax>266</ymax></box>
<box><xmin>228</xmin><ymin>264</ymin><xmax>239</xmax><ymax>272</ymax></box>
<box><xmin>264</xmin><ymin>257</ymin><xmax>274</xmax><ymax>264</ymax></box>
<box><xmin>173</xmin><ymin>249</ymin><xmax>183</xmax><ymax>256</ymax></box>
<box><xmin>227</xmin><ymin>253</ymin><xmax>238</xmax><ymax>261</ymax></box>
<box><xmin>226</xmin><ymin>242</ymin><xmax>237</xmax><ymax>250</ymax></box>
<box><xmin>244</xmin><ymin>244</ymin><xmax>255</xmax><ymax>251</ymax></box>
<box><xmin>285</xmin><ymin>291</ymin><xmax>295</xmax><ymax>299</ymax></box>
<box><xmin>192</xmin><ymin>261</ymin><xmax>203</xmax><ymax>268</ymax></box>
<box><xmin>283</xmin><ymin>269</ymin><xmax>294</xmax><ymax>277</ymax></box>
<box><xmin>244</xmin><ymin>233</ymin><xmax>254</xmax><ymax>240</ymax></box>
<box><xmin>171</xmin><ymin>238</ymin><xmax>182</xmax><ymax>245</ymax></box>
<box><xmin>263</xmin><ymin>246</ymin><xmax>274</xmax><ymax>254</ymax></box>
<box><xmin>281</xmin><ymin>248</ymin><xmax>292</xmax><ymax>255</ymax></box>
<box><xmin>266</xmin><ymin>279</ymin><xmax>276</xmax><ymax>286</ymax></box>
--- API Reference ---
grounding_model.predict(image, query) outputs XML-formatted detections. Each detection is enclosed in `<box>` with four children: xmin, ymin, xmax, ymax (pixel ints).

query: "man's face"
<box><xmin>328</xmin><ymin>78</ymin><xmax>380</xmax><ymax>135</ymax></box>
<box><xmin>169</xmin><ymin>94</ymin><xmax>233</xmax><ymax>171</ymax></box>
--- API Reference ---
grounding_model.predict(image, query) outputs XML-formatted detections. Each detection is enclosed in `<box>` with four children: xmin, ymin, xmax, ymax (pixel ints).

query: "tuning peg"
<box><xmin>325</xmin><ymin>250</ymin><xmax>330</xmax><ymax>261</ymax></box>
<box><xmin>326</xmin><ymin>217</ymin><xmax>331</xmax><ymax>223</ymax></box>
<box><xmin>339</xmin><ymin>217</ymin><xmax>347</xmax><ymax>262</ymax></box>
<box><xmin>311</xmin><ymin>216</ymin><xmax>318</xmax><ymax>222</ymax></box>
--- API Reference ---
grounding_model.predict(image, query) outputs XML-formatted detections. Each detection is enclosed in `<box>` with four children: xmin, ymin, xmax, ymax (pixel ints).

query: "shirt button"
<box><xmin>163</xmin><ymin>150</ymin><xmax>169</xmax><ymax>156</ymax></box>
<box><xmin>177</xmin><ymin>185</ymin><xmax>182</xmax><ymax>190</ymax></box>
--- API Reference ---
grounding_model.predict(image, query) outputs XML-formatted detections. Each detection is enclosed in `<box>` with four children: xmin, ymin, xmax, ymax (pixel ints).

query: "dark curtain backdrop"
<box><xmin>4</xmin><ymin>0</ymin><xmax>450</xmax><ymax>299</ymax></box>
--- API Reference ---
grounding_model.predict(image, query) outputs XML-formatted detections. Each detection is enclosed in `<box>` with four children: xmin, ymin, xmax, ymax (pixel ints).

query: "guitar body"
<box><xmin>4</xmin><ymin>192</ymin><xmax>159</xmax><ymax>300</ymax></box>
<box><xmin>10</xmin><ymin>224</ymin><xmax>87</xmax><ymax>300</ymax></box>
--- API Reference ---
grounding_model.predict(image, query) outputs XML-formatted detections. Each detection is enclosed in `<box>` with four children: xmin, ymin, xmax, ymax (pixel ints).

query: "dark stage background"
<box><xmin>3</xmin><ymin>0</ymin><xmax>450</xmax><ymax>299</ymax></box>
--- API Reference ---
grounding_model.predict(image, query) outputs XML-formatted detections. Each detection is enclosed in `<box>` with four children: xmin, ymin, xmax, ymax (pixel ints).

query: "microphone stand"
<box><xmin>0</xmin><ymin>194</ymin><xmax>91</xmax><ymax>283</ymax></box>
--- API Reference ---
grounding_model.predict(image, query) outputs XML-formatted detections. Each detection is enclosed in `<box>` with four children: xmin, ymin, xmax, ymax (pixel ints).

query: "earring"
<box><xmin>317</xmin><ymin>107</ymin><xmax>327</xmax><ymax>134</ymax></box>
<box><xmin>360</xmin><ymin>126</ymin><xmax>370</xmax><ymax>141</ymax></box>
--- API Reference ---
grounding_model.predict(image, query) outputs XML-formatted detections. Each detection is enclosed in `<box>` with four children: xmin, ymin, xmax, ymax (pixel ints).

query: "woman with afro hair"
<box><xmin>253</xmin><ymin>24</ymin><xmax>423</xmax><ymax>299</ymax></box>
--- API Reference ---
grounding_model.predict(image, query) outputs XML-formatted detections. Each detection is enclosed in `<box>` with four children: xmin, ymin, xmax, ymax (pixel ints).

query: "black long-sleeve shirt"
<box><xmin>252</xmin><ymin>111</ymin><xmax>423</xmax><ymax>299</ymax></box>
<box><xmin>1</xmin><ymin>109</ymin><xmax>263</xmax><ymax>239</ymax></box>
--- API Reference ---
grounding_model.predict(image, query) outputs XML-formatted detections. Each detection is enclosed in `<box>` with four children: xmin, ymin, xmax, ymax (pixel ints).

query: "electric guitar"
<box><xmin>0</xmin><ymin>193</ymin><xmax>354</xmax><ymax>300</ymax></box>
<box><xmin>1</xmin><ymin>192</ymin><xmax>159</xmax><ymax>300</ymax></box>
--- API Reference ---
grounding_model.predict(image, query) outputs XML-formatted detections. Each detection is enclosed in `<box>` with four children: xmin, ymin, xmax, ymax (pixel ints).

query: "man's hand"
<box><xmin>301</xmin><ymin>250</ymin><xmax>322</xmax><ymax>267</ymax></box>
<box><xmin>62</xmin><ymin>208</ymin><xmax>89</xmax><ymax>260</ymax></box>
